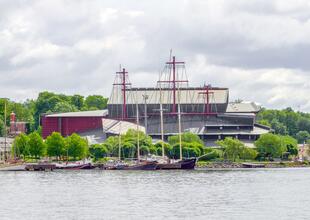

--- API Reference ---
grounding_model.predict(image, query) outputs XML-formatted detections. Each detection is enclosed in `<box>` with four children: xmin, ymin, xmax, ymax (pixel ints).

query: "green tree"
<box><xmin>53</xmin><ymin>101</ymin><xmax>77</xmax><ymax>113</ymax></box>
<box><xmin>255</xmin><ymin>133</ymin><xmax>285</xmax><ymax>159</ymax></box>
<box><xmin>0</xmin><ymin>118</ymin><xmax>4</xmax><ymax>136</ymax></box>
<box><xmin>89</xmin><ymin>144</ymin><xmax>108</xmax><ymax>160</ymax></box>
<box><xmin>12</xmin><ymin>133</ymin><xmax>30</xmax><ymax>159</ymax></box>
<box><xmin>46</xmin><ymin>132</ymin><xmax>65</xmax><ymax>159</ymax></box>
<box><xmin>216</xmin><ymin>137</ymin><xmax>245</xmax><ymax>162</ymax></box>
<box><xmin>70</xmin><ymin>95</ymin><xmax>85</xmax><ymax>110</ymax></box>
<box><xmin>66</xmin><ymin>133</ymin><xmax>88</xmax><ymax>160</ymax></box>
<box><xmin>280</xmin><ymin>135</ymin><xmax>298</xmax><ymax>156</ymax></box>
<box><xmin>296</xmin><ymin>131</ymin><xmax>309</xmax><ymax>144</ymax></box>
<box><xmin>28</xmin><ymin>132</ymin><xmax>46</xmax><ymax>159</ymax></box>
<box><xmin>85</xmin><ymin>95</ymin><xmax>108</xmax><ymax>110</ymax></box>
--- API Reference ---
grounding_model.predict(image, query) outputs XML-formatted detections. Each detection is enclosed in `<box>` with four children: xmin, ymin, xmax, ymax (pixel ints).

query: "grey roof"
<box><xmin>45</xmin><ymin>110</ymin><xmax>108</xmax><ymax>118</ymax></box>
<box><xmin>78</xmin><ymin>128</ymin><xmax>107</xmax><ymax>145</ymax></box>
<box><xmin>102</xmin><ymin>118</ymin><xmax>145</xmax><ymax>135</ymax></box>
<box><xmin>226</xmin><ymin>102</ymin><xmax>261</xmax><ymax>113</ymax></box>
<box><xmin>108</xmin><ymin>87</ymin><xmax>229</xmax><ymax>105</ymax></box>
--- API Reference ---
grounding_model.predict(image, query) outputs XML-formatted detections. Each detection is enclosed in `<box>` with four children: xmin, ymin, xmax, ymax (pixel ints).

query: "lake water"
<box><xmin>0</xmin><ymin>168</ymin><xmax>310</xmax><ymax>220</ymax></box>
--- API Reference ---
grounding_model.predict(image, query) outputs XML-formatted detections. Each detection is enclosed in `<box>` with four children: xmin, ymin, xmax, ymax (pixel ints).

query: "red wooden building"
<box><xmin>41</xmin><ymin>110</ymin><xmax>108</xmax><ymax>138</ymax></box>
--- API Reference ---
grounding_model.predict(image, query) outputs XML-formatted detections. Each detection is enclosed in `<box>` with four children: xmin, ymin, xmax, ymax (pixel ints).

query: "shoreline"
<box><xmin>196</xmin><ymin>161</ymin><xmax>310</xmax><ymax>169</ymax></box>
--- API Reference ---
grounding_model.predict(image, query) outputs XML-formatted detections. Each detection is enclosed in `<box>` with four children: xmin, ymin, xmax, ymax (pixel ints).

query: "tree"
<box><xmin>216</xmin><ymin>137</ymin><xmax>245</xmax><ymax>162</ymax></box>
<box><xmin>0</xmin><ymin>118</ymin><xmax>4</xmax><ymax>136</ymax></box>
<box><xmin>85</xmin><ymin>95</ymin><xmax>108</xmax><ymax>110</ymax></box>
<box><xmin>89</xmin><ymin>144</ymin><xmax>108</xmax><ymax>160</ymax></box>
<box><xmin>296</xmin><ymin>131</ymin><xmax>309</xmax><ymax>144</ymax></box>
<box><xmin>46</xmin><ymin>132</ymin><xmax>65</xmax><ymax>159</ymax></box>
<box><xmin>270</xmin><ymin>119</ymin><xmax>288</xmax><ymax>135</ymax></box>
<box><xmin>52</xmin><ymin>101</ymin><xmax>77</xmax><ymax>113</ymax></box>
<box><xmin>12</xmin><ymin>133</ymin><xmax>30</xmax><ymax>159</ymax></box>
<box><xmin>70</xmin><ymin>95</ymin><xmax>85</xmax><ymax>110</ymax></box>
<box><xmin>280</xmin><ymin>135</ymin><xmax>298</xmax><ymax>156</ymax></box>
<box><xmin>66</xmin><ymin>133</ymin><xmax>88</xmax><ymax>160</ymax></box>
<box><xmin>28</xmin><ymin>132</ymin><xmax>46</xmax><ymax>159</ymax></box>
<box><xmin>254</xmin><ymin>133</ymin><xmax>285</xmax><ymax>159</ymax></box>
<box><xmin>168</xmin><ymin>132</ymin><xmax>204</xmax><ymax>146</ymax></box>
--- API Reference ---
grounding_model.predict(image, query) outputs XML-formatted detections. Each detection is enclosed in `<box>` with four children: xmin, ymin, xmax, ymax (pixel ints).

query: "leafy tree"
<box><xmin>66</xmin><ymin>133</ymin><xmax>88</xmax><ymax>159</ymax></box>
<box><xmin>154</xmin><ymin>141</ymin><xmax>173</xmax><ymax>158</ymax></box>
<box><xmin>46</xmin><ymin>132</ymin><xmax>65</xmax><ymax>159</ymax></box>
<box><xmin>255</xmin><ymin>133</ymin><xmax>285</xmax><ymax>159</ymax></box>
<box><xmin>28</xmin><ymin>132</ymin><xmax>46</xmax><ymax>159</ymax></box>
<box><xmin>280</xmin><ymin>135</ymin><xmax>298</xmax><ymax>156</ymax></box>
<box><xmin>53</xmin><ymin>102</ymin><xmax>77</xmax><ymax>113</ymax></box>
<box><xmin>0</xmin><ymin>118</ymin><xmax>4</xmax><ymax>136</ymax></box>
<box><xmin>12</xmin><ymin>133</ymin><xmax>30</xmax><ymax>159</ymax></box>
<box><xmin>270</xmin><ymin>119</ymin><xmax>288</xmax><ymax>135</ymax></box>
<box><xmin>70</xmin><ymin>95</ymin><xmax>85</xmax><ymax>110</ymax></box>
<box><xmin>168</xmin><ymin>132</ymin><xmax>204</xmax><ymax>146</ymax></box>
<box><xmin>216</xmin><ymin>137</ymin><xmax>245</xmax><ymax>162</ymax></box>
<box><xmin>296</xmin><ymin>131</ymin><xmax>309</xmax><ymax>144</ymax></box>
<box><xmin>89</xmin><ymin>144</ymin><xmax>108</xmax><ymax>160</ymax></box>
<box><xmin>257</xmin><ymin>119</ymin><xmax>271</xmax><ymax>127</ymax></box>
<box><xmin>85</xmin><ymin>95</ymin><xmax>108</xmax><ymax>110</ymax></box>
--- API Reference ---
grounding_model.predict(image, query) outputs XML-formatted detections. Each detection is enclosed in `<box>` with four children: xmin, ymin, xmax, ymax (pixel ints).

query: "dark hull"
<box><xmin>56</xmin><ymin>163</ymin><xmax>95</xmax><ymax>170</ymax></box>
<box><xmin>157</xmin><ymin>158</ymin><xmax>196</xmax><ymax>170</ymax></box>
<box><xmin>103</xmin><ymin>161</ymin><xmax>158</xmax><ymax>170</ymax></box>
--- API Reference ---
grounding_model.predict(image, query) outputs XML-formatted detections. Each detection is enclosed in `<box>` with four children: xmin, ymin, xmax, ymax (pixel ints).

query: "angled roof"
<box><xmin>226</xmin><ymin>102</ymin><xmax>261</xmax><ymax>113</ymax></box>
<box><xmin>45</xmin><ymin>110</ymin><xmax>108</xmax><ymax>118</ymax></box>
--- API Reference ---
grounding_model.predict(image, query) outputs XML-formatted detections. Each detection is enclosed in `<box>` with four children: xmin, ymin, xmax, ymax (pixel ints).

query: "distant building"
<box><xmin>41</xmin><ymin>55</ymin><xmax>271</xmax><ymax>146</ymax></box>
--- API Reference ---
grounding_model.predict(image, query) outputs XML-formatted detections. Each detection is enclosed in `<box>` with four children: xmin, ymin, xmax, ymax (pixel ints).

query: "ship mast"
<box><xmin>177</xmin><ymin>84</ymin><xmax>182</xmax><ymax>160</ymax></box>
<box><xmin>159</xmin><ymin>85</ymin><xmax>165</xmax><ymax>158</ymax></box>
<box><xmin>136</xmin><ymin>91</ymin><xmax>140</xmax><ymax>162</ymax></box>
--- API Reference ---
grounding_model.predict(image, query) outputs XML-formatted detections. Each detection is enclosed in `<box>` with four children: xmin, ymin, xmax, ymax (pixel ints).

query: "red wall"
<box><xmin>42</xmin><ymin>116</ymin><xmax>104</xmax><ymax>138</ymax></box>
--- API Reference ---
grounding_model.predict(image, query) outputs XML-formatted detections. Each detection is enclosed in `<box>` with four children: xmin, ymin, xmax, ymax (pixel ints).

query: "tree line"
<box><xmin>0</xmin><ymin>92</ymin><xmax>108</xmax><ymax>135</ymax></box>
<box><xmin>257</xmin><ymin>107</ymin><xmax>310</xmax><ymax>143</ymax></box>
<box><xmin>13</xmin><ymin>132</ymin><xmax>88</xmax><ymax>160</ymax></box>
<box><xmin>12</xmin><ymin>128</ymin><xmax>300</xmax><ymax>163</ymax></box>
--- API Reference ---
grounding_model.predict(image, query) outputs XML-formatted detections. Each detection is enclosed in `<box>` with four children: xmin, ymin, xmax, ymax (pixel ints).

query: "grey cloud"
<box><xmin>0</xmin><ymin>0</ymin><xmax>310</xmax><ymax>111</ymax></box>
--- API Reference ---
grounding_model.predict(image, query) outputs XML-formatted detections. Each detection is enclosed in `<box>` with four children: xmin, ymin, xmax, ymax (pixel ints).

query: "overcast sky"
<box><xmin>1</xmin><ymin>0</ymin><xmax>310</xmax><ymax>111</ymax></box>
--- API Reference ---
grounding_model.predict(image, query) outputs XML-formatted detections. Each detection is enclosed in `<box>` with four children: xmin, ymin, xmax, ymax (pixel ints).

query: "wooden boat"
<box><xmin>55</xmin><ymin>162</ymin><xmax>95</xmax><ymax>170</ymax></box>
<box><xmin>25</xmin><ymin>163</ymin><xmax>56</xmax><ymax>171</ymax></box>
<box><xmin>156</xmin><ymin>158</ymin><xmax>196</xmax><ymax>170</ymax></box>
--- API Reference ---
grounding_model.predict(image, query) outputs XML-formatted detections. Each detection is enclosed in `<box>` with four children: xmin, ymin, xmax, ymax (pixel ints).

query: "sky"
<box><xmin>1</xmin><ymin>0</ymin><xmax>310</xmax><ymax>111</ymax></box>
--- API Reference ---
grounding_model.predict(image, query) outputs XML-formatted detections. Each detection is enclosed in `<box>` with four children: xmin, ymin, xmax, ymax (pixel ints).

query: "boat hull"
<box><xmin>157</xmin><ymin>158</ymin><xmax>196</xmax><ymax>170</ymax></box>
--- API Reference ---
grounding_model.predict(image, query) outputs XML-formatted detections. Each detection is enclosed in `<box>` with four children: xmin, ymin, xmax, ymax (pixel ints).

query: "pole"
<box><xmin>177</xmin><ymin>85</ymin><xmax>182</xmax><ymax>160</ymax></box>
<box><xmin>118</xmin><ymin>122</ymin><xmax>121</xmax><ymax>161</ymax></box>
<box><xmin>142</xmin><ymin>93</ymin><xmax>148</xmax><ymax>135</ymax></box>
<box><xmin>136</xmin><ymin>98</ymin><xmax>140</xmax><ymax>162</ymax></box>
<box><xmin>4</xmin><ymin>99</ymin><xmax>7</xmax><ymax>162</ymax></box>
<box><xmin>172</xmin><ymin>56</ymin><xmax>176</xmax><ymax>113</ymax></box>
<box><xmin>159</xmin><ymin>86</ymin><xmax>165</xmax><ymax>158</ymax></box>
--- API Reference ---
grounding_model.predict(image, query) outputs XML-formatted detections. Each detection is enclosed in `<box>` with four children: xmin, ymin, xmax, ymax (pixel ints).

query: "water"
<box><xmin>0</xmin><ymin>168</ymin><xmax>310</xmax><ymax>220</ymax></box>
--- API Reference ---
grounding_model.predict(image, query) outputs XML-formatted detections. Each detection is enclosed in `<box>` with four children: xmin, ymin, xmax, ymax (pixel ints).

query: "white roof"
<box><xmin>108</xmin><ymin>87</ymin><xmax>229</xmax><ymax>105</ymax></box>
<box><xmin>46</xmin><ymin>110</ymin><xmax>108</xmax><ymax>118</ymax></box>
<box><xmin>102</xmin><ymin>118</ymin><xmax>145</xmax><ymax>135</ymax></box>
<box><xmin>226</xmin><ymin>102</ymin><xmax>261</xmax><ymax>113</ymax></box>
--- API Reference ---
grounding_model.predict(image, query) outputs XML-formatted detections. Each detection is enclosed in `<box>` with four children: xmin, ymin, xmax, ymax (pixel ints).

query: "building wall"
<box><xmin>42</xmin><ymin>116</ymin><xmax>104</xmax><ymax>138</ymax></box>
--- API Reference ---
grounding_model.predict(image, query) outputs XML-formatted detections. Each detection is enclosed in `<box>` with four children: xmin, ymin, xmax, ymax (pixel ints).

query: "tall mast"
<box><xmin>114</xmin><ymin>68</ymin><xmax>131</xmax><ymax>119</ymax></box>
<box><xmin>118</xmin><ymin>122</ymin><xmax>121</xmax><ymax>161</ymax></box>
<box><xmin>158</xmin><ymin>56</ymin><xmax>187</xmax><ymax>114</ymax></box>
<box><xmin>159</xmin><ymin>86</ymin><xmax>165</xmax><ymax>158</ymax></box>
<box><xmin>136</xmin><ymin>91</ymin><xmax>140</xmax><ymax>162</ymax></box>
<box><xmin>177</xmin><ymin>87</ymin><xmax>182</xmax><ymax>160</ymax></box>
<box><xmin>142</xmin><ymin>93</ymin><xmax>148</xmax><ymax>135</ymax></box>
<box><xmin>4</xmin><ymin>99</ymin><xmax>7</xmax><ymax>162</ymax></box>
